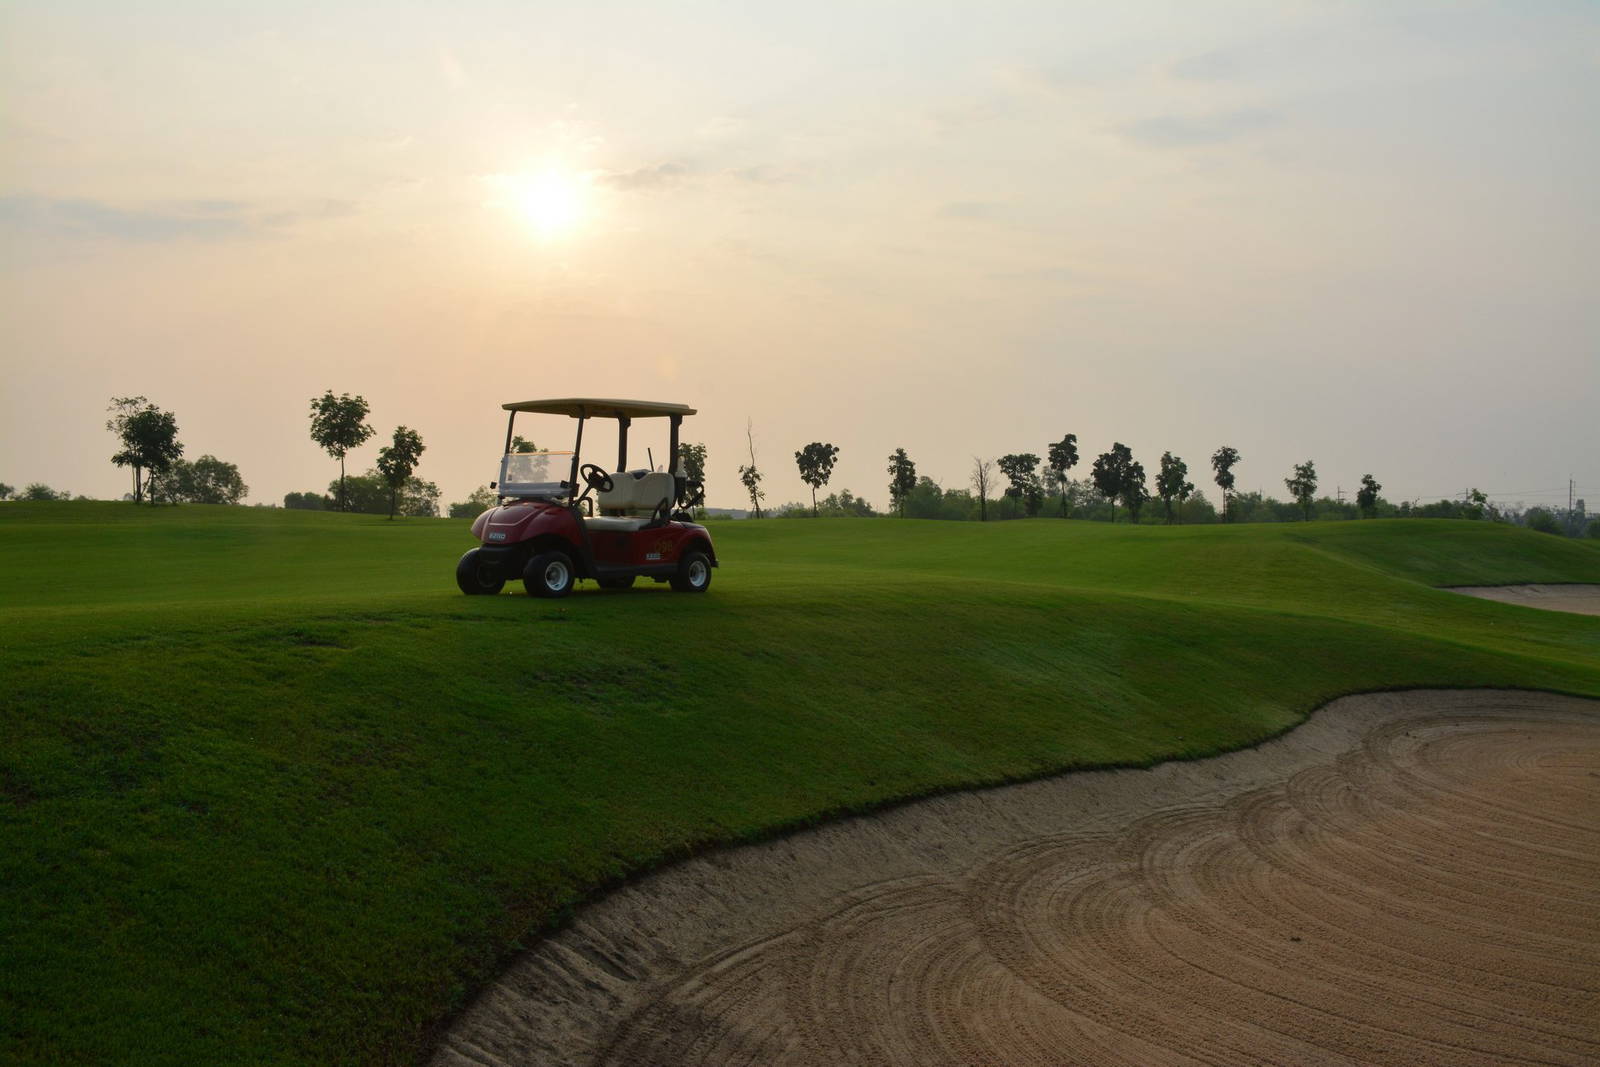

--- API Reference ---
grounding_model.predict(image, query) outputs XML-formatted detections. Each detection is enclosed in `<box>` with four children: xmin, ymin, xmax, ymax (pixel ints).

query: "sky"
<box><xmin>3</xmin><ymin>0</ymin><xmax>1596</xmax><ymax>513</ymax></box>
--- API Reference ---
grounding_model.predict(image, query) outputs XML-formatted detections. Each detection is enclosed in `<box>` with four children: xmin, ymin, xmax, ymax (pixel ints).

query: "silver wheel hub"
<box><xmin>688</xmin><ymin>559</ymin><xmax>707</xmax><ymax>586</ymax></box>
<box><xmin>544</xmin><ymin>560</ymin><xmax>569</xmax><ymax>588</ymax></box>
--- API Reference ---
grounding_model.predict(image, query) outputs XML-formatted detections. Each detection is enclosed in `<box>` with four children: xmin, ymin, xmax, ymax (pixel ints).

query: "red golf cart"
<box><xmin>455</xmin><ymin>398</ymin><xmax>718</xmax><ymax>597</ymax></box>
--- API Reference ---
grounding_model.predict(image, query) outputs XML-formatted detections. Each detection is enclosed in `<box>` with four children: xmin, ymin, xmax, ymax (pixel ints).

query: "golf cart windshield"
<box><xmin>499</xmin><ymin>450</ymin><xmax>572</xmax><ymax>498</ymax></box>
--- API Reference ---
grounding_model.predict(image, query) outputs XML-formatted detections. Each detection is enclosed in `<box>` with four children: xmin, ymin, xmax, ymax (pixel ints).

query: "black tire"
<box><xmin>456</xmin><ymin>549</ymin><xmax>505</xmax><ymax>595</ymax></box>
<box><xmin>597</xmin><ymin>575</ymin><xmax>636</xmax><ymax>590</ymax></box>
<box><xmin>670</xmin><ymin>550</ymin><xmax>713</xmax><ymax>593</ymax></box>
<box><xmin>524</xmin><ymin>550</ymin><xmax>576</xmax><ymax>598</ymax></box>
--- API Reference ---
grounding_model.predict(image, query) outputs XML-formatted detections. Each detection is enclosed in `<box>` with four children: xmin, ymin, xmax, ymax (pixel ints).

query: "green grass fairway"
<box><xmin>4</xmin><ymin>503</ymin><xmax>1598</xmax><ymax>1064</ymax></box>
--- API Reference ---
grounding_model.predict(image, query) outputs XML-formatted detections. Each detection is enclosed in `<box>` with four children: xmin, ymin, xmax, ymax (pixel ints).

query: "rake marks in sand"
<box><xmin>436</xmin><ymin>693</ymin><xmax>1600</xmax><ymax>1067</ymax></box>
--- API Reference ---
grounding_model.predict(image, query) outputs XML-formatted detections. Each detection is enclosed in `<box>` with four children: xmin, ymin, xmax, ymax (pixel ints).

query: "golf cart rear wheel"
<box><xmin>671</xmin><ymin>551</ymin><xmax>712</xmax><ymax>593</ymax></box>
<box><xmin>524</xmin><ymin>550</ymin><xmax>576</xmax><ymax>598</ymax></box>
<box><xmin>456</xmin><ymin>549</ymin><xmax>505</xmax><ymax>596</ymax></box>
<box><xmin>598</xmin><ymin>576</ymin><xmax>636</xmax><ymax>590</ymax></box>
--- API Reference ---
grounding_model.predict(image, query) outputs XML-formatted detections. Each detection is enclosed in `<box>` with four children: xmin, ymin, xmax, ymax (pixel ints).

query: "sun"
<box><xmin>515</xmin><ymin>169</ymin><xmax>586</xmax><ymax>236</ymax></box>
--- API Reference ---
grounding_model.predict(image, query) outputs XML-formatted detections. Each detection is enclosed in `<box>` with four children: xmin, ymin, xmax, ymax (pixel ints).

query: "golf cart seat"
<box><xmin>588</xmin><ymin>470</ymin><xmax>673</xmax><ymax>532</ymax></box>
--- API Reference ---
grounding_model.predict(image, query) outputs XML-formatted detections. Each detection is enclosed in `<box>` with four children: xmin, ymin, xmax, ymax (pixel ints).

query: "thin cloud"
<box><xmin>939</xmin><ymin>201</ymin><xmax>1007</xmax><ymax>221</ymax></box>
<box><xmin>1168</xmin><ymin>49</ymin><xmax>1243</xmax><ymax>81</ymax></box>
<box><xmin>595</xmin><ymin>162</ymin><xmax>690</xmax><ymax>191</ymax></box>
<box><xmin>723</xmin><ymin>165</ymin><xmax>790</xmax><ymax>186</ymax></box>
<box><xmin>595</xmin><ymin>162</ymin><xmax>792</xmax><ymax>191</ymax></box>
<box><xmin>1117</xmin><ymin>109</ymin><xmax>1280</xmax><ymax>148</ymax></box>
<box><xmin>0</xmin><ymin>195</ymin><xmax>354</xmax><ymax>242</ymax></box>
<box><xmin>986</xmin><ymin>266</ymin><xmax>1078</xmax><ymax>282</ymax></box>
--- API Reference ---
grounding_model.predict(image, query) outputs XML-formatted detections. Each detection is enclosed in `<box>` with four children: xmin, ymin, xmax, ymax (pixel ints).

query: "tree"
<box><xmin>1091</xmin><ymin>443</ymin><xmax>1135</xmax><ymax>522</ymax></box>
<box><xmin>1356</xmin><ymin>473</ymin><xmax>1382</xmax><ymax>518</ymax></box>
<box><xmin>677</xmin><ymin>441</ymin><xmax>708</xmax><ymax>511</ymax></box>
<box><xmin>107</xmin><ymin>396</ymin><xmax>182</xmax><ymax>505</ymax></box>
<box><xmin>376</xmin><ymin>426</ymin><xmax>426</xmax><ymax>520</ymax></box>
<box><xmin>0</xmin><ymin>483</ymin><xmax>13</xmax><ymax>500</ymax></box>
<box><xmin>284</xmin><ymin>491</ymin><xmax>331</xmax><ymax>510</ymax></box>
<box><xmin>1525</xmin><ymin>507</ymin><xmax>1561</xmax><ymax>535</ymax></box>
<box><xmin>678</xmin><ymin>442</ymin><xmax>708</xmax><ymax>483</ymax></box>
<box><xmin>1211</xmin><ymin>446</ymin><xmax>1241</xmax><ymax>522</ymax></box>
<box><xmin>449</xmin><ymin>485</ymin><xmax>498</xmax><ymax>518</ymax></box>
<box><xmin>970</xmin><ymin>457</ymin><xmax>994</xmax><ymax>521</ymax></box>
<box><xmin>324</xmin><ymin>470</ymin><xmax>439</xmax><ymax>516</ymax></box>
<box><xmin>778</xmin><ymin>488</ymin><xmax>877</xmax><ymax>518</ymax></box>
<box><xmin>886</xmin><ymin>448</ymin><xmax>917</xmax><ymax>517</ymax></box>
<box><xmin>21</xmin><ymin>483</ymin><xmax>62</xmax><ymax>501</ymax></box>
<box><xmin>1024</xmin><ymin>481</ymin><xmax>1044</xmax><ymax>517</ymax></box>
<box><xmin>1284</xmin><ymin>460</ymin><xmax>1318</xmax><ymax>520</ymax></box>
<box><xmin>509</xmin><ymin>435</ymin><xmax>551</xmax><ymax>482</ymax></box>
<box><xmin>159</xmin><ymin>455</ymin><xmax>248</xmax><ymax>504</ymax></box>
<box><xmin>405</xmin><ymin>478</ymin><xmax>441</xmax><ymax>518</ymax></box>
<box><xmin>794</xmin><ymin>442</ymin><xmax>841</xmax><ymax>517</ymax></box>
<box><xmin>738</xmin><ymin>464</ymin><xmax>764</xmax><ymax>517</ymax></box>
<box><xmin>106</xmin><ymin>395</ymin><xmax>149</xmax><ymax>503</ymax></box>
<box><xmin>1156</xmin><ymin>452</ymin><xmax>1189</xmax><ymax>524</ymax></box>
<box><xmin>1123</xmin><ymin>460</ymin><xmax>1149</xmax><ymax>522</ymax></box>
<box><xmin>740</xmin><ymin>418</ymin><xmax>765</xmax><ymax>519</ymax></box>
<box><xmin>1046</xmin><ymin>434</ymin><xmax>1079</xmax><ymax>516</ymax></box>
<box><xmin>679</xmin><ymin>441</ymin><xmax>707</xmax><ymax>485</ymax></box>
<box><xmin>308</xmin><ymin>391</ymin><xmax>374</xmax><ymax>512</ymax></box>
<box><xmin>997</xmin><ymin>453</ymin><xmax>1043</xmax><ymax>517</ymax></box>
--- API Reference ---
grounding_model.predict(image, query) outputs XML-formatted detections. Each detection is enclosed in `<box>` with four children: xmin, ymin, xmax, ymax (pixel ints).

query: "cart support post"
<box><xmin>570</xmin><ymin>416</ymin><xmax>585</xmax><ymax>492</ymax></box>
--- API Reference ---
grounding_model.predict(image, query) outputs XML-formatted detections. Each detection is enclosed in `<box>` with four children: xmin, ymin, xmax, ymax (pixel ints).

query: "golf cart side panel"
<box><xmin>476</xmin><ymin>502</ymin><xmax>582</xmax><ymax>546</ymax></box>
<box><xmin>651</xmin><ymin>523</ymin><xmax>717</xmax><ymax>567</ymax></box>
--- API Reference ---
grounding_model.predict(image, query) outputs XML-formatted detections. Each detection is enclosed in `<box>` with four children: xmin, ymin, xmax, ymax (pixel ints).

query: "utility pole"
<box><xmin>1337</xmin><ymin>485</ymin><xmax>1345</xmax><ymax>506</ymax></box>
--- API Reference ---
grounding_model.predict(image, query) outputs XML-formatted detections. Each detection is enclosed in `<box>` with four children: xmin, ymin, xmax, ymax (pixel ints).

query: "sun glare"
<box><xmin>515</xmin><ymin>170</ymin><xmax>586</xmax><ymax>236</ymax></box>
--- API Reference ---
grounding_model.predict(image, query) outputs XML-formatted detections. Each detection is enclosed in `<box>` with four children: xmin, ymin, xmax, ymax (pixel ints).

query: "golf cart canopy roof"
<box><xmin>501</xmin><ymin>398</ymin><xmax>697</xmax><ymax>419</ymax></box>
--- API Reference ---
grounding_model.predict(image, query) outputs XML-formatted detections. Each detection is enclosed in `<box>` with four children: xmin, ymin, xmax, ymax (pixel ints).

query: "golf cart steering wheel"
<box><xmin>579</xmin><ymin>463</ymin><xmax>614</xmax><ymax>493</ymax></box>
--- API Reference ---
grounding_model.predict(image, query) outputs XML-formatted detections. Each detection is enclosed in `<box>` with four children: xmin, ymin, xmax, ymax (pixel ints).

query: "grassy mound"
<box><xmin>3</xmin><ymin>503</ymin><xmax>1597</xmax><ymax>1064</ymax></box>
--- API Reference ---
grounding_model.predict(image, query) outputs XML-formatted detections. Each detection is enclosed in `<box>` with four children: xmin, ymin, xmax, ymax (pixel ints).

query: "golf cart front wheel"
<box><xmin>524</xmin><ymin>550</ymin><xmax>576</xmax><ymax>598</ymax></box>
<box><xmin>456</xmin><ymin>549</ymin><xmax>505</xmax><ymax>596</ymax></box>
<box><xmin>671</xmin><ymin>551</ymin><xmax>713</xmax><ymax>593</ymax></box>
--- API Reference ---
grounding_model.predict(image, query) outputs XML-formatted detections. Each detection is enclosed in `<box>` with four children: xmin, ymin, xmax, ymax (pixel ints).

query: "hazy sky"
<box><xmin>3</xmin><ymin>1</ymin><xmax>1596</xmax><ymax>512</ymax></box>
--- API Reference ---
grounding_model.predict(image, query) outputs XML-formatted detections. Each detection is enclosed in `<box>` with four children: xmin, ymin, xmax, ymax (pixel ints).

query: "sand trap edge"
<box><xmin>430</xmin><ymin>688</ymin><xmax>1599</xmax><ymax>1067</ymax></box>
<box><xmin>1444</xmin><ymin>583</ymin><xmax>1600</xmax><ymax>616</ymax></box>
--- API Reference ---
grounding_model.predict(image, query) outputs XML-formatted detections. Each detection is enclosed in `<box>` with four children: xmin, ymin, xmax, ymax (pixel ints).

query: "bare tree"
<box><xmin>739</xmin><ymin>417</ymin><xmax>765</xmax><ymax>519</ymax></box>
<box><xmin>970</xmin><ymin>456</ymin><xmax>994</xmax><ymax>522</ymax></box>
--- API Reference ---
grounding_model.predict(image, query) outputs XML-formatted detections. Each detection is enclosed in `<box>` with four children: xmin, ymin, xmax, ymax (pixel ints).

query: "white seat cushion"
<box><xmin>585</xmin><ymin>515</ymin><xmax>647</xmax><ymax>533</ymax></box>
<box><xmin>596</xmin><ymin>471</ymin><xmax>674</xmax><ymax>515</ymax></box>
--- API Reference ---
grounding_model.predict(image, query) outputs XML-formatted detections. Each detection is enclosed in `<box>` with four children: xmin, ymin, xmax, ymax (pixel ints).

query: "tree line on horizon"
<box><xmin>4</xmin><ymin>399</ymin><xmax>1594</xmax><ymax>538</ymax></box>
<box><xmin>681</xmin><ymin>432</ymin><xmax>1598</xmax><ymax>537</ymax></box>
<box><xmin>66</xmin><ymin>392</ymin><xmax>434</xmax><ymax>517</ymax></box>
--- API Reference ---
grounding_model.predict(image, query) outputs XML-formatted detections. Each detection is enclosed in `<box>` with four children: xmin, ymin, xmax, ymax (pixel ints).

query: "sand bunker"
<box><xmin>434</xmin><ymin>690</ymin><xmax>1599</xmax><ymax>1066</ymax></box>
<box><xmin>1448</xmin><ymin>584</ymin><xmax>1600</xmax><ymax>616</ymax></box>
